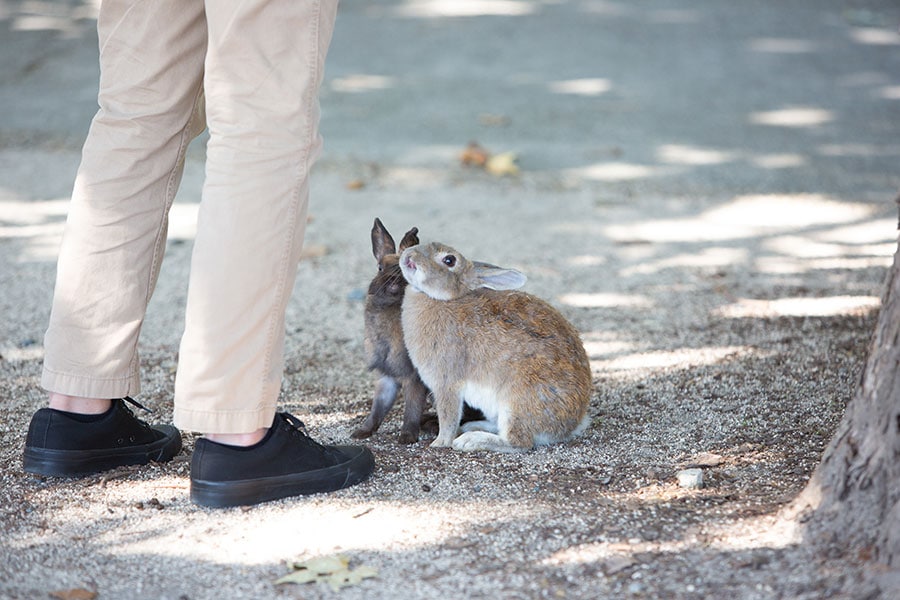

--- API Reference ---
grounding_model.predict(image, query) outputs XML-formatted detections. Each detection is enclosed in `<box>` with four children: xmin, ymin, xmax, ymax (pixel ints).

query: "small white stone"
<box><xmin>677</xmin><ymin>468</ymin><xmax>704</xmax><ymax>489</ymax></box>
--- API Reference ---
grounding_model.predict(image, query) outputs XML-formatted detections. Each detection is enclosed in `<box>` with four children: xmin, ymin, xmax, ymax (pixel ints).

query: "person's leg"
<box><xmin>172</xmin><ymin>0</ymin><xmax>374</xmax><ymax>507</ymax></box>
<box><xmin>173</xmin><ymin>0</ymin><xmax>334</xmax><ymax>435</ymax></box>
<box><xmin>42</xmin><ymin>0</ymin><xmax>207</xmax><ymax>402</ymax></box>
<box><xmin>24</xmin><ymin>0</ymin><xmax>207</xmax><ymax>477</ymax></box>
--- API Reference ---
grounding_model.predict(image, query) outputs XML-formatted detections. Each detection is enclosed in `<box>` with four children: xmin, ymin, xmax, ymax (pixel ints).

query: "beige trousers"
<box><xmin>41</xmin><ymin>0</ymin><xmax>339</xmax><ymax>434</ymax></box>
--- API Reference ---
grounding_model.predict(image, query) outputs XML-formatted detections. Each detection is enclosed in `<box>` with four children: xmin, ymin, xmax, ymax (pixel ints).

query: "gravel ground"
<box><xmin>3</xmin><ymin>0</ymin><xmax>900</xmax><ymax>598</ymax></box>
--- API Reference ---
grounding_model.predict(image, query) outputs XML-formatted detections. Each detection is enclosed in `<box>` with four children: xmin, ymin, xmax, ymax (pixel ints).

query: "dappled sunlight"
<box><xmin>566</xmin><ymin>254</ymin><xmax>607</xmax><ymax>268</ymax></box>
<box><xmin>763</xmin><ymin>234</ymin><xmax>894</xmax><ymax>260</ymax></box>
<box><xmin>558</xmin><ymin>292</ymin><xmax>653</xmax><ymax>309</ymax></box>
<box><xmin>22</xmin><ymin>471</ymin><xmax>803</xmax><ymax>574</ymax></box>
<box><xmin>21</xmin><ymin>481</ymin><xmax>545</xmax><ymax>567</ymax></box>
<box><xmin>604</xmin><ymin>194</ymin><xmax>874</xmax><ymax>244</ymax></box>
<box><xmin>746</xmin><ymin>38</ymin><xmax>817</xmax><ymax>54</ymax></box>
<box><xmin>330</xmin><ymin>74</ymin><xmax>396</xmax><ymax>93</ymax></box>
<box><xmin>813</xmin><ymin>218</ymin><xmax>897</xmax><ymax>245</ymax></box>
<box><xmin>581</xmin><ymin>336</ymin><xmax>639</xmax><ymax>360</ymax></box>
<box><xmin>548</xmin><ymin>78</ymin><xmax>612</xmax><ymax>96</ymax></box>
<box><xmin>566</xmin><ymin>161</ymin><xmax>674</xmax><ymax>182</ymax></box>
<box><xmin>103</xmin><ymin>500</ymin><xmax>511</xmax><ymax>564</ymax></box>
<box><xmin>708</xmin><ymin>193</ymin><xmax>862</xmax><ymax>228</ymax></box>
<box><xmin>592</xmin><ymin>345</ymin><xmax>754</xmax><ymax>374</ymax></box>
<box><xmin>620</xmin><ymin>246</ymin><xmax>749</xmax><ymax>277</ymax></box>
<box><xmin>0</xmin><ymin>198</ymin><xmax>68</xmax><ymax>261</ymax></box>
<box><xmin>543</xmin><ymin>538</ymin><xmax>691</xmax><ymax>568</ymax></box>
<box><xmin>755</xmin><ymin>255</ymin><xmax>892</xmax><ymax>275</ymax></box>
<box><xmin>707</xmin><ymin>513</ymin><xmax>802</xmax><ymax>552</ymax></box>
<box><xmin>749</xmin><ymin>153</ymin><xmax>807</xmax><ymax>169</ymax></box>
<box><xmin>0</xmin><ymin>344</ymin><xmax>44</xmax><ymax>362</ymax></box>
<box><xmin>713</xmin><ymin>296</ymin><xmax>880</xmax><ymax>319</ymax></box>
<box><xmin>542</xmin><ymin>478</ymin><xmax>802</xmax><ymax>570</ymax></box>
<box><xmin>0</xmin><ymin>199</ymin><xmax>69</xmax><ymax>228</ymax></box>
<box><xmin>656</xmin><ymin>144</ymin><xmax>736</xmax><ymax>167</ymax></box>
<box><xmin>650</xmin><ymin>145</ymin><xmax>815</xmax><ymax>172</ymax></box>
<box><xmin>0</xmin><ymin>197</ymin><xmax>199</xmax><ymax>251</ymax></box>
<box><xmin>848</xmin><ymin>27</ymin><xmax>900</xmax><ymax>46</ymax></box>
<box><xmin>878</xmin><ymin>85</ymin><xmax>900</xmax><ymax>100</ymax></box>
<box><xmin>9</xmin><ymin>0</ymin><xmax>98</xmax><ymax>36</ymax></box>
<box><xmin>542</xmin><ymin>516</ymin><xmax>801</xmax><ymax>569</ymax></box>
<box><xmin>392</xmin><ymin>0</ymin><xmax>536</xmax><ymax>18</ymax></box>
<box><xmin>749</xmin><ymin>106</ymin><xmax>835</xmax><ymax>128</ymax></box>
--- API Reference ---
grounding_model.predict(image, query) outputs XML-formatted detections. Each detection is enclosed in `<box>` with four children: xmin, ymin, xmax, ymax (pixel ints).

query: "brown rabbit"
<box><xmin>352</xmin><ymin>218</ymin><xmax>430</xmax><ymax>444</ymax></box>
<box><xmin>399</xmin><ymin>241</ymin><xmax>593</xmax><ymax>452</ymax></box>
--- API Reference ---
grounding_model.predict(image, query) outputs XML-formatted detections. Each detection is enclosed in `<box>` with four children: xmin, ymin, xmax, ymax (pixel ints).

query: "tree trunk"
<box><xmin>796</xmin><ymin>237</ymin><xmax>900</xmax><ymax>567</ymax></box>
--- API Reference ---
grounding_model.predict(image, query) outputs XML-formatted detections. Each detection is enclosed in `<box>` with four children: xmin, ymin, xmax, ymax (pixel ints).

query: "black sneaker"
<box><xmin>190</xmin><ymin>412</ymin><xmax>375</xmax><ymax>508</ymax></box>
<box><xmin>23</xmin><ymin>397</ymin><xmax>182</xmax><ymax>477</ymax></box>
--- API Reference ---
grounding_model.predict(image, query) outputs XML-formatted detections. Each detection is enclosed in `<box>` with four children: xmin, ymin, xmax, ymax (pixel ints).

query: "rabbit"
<box><xmin>399</xmin><ymin>241</ymin><xmax>593</xmax><ymax>453</ymax></box>
<box><xmin>352</xmin><ymin>218</ymin><xmax>431</xmax><ymax>444</ymax></box>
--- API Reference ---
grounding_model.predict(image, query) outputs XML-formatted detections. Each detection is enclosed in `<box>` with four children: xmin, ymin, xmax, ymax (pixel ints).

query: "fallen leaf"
<box><xmin>276</xmin><ymin>554</ymin><xmax>378</xmax><ymax>591</ymax></box>
<box><xmin>327</xmin><ymin>564</ymin><xmax>379</xmax><ymax>591</ymax></box>
<box><xmin>300</xmin><ymin>244</ymin><xmax>328</xmax><ymax>260</ymax></box>
<box><xmin>460</xmin><ymin>141</ymin><xmax>490</xmax><ymax>167</ymax></box>
<box><xmin>485</xmin><ymin>152</ymin><xmax>519</xmax><ymax>176</ymax></box>
<box><xmin>346</xmin><ymin>179</ymin><xmax>366</xmax><ymax>190</ymax></box>
<box><xmin>50</xmin><ymin>589</ymin><xmax>97</xmax><ymax>600</ymax></box>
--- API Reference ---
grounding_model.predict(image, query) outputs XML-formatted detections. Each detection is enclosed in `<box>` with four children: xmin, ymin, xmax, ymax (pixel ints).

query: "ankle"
<box><xmin>205</xmin><ymin>428</ymin><xmax>268</xmax><ymax>447</ymax></box>
<box><xmin>48</xmin><ymin>393</ymin><xmax>112</xmax><ymax>415</ymax></box>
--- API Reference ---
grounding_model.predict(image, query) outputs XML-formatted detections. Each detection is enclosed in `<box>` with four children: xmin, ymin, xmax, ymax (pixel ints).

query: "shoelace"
<box><xmin>280</xmin><ymin>412</ymin><xmax>332</xmax><ymax>455</ymax></box>
<box><xmin>119</xmin><ymin>396</ymin><xmax>154</xmax><ymax>432</ymax></box>
<box><xmin>122</xmin><ymin>396</ymin><xmax>151</xmax><ymax>412</ymax></box>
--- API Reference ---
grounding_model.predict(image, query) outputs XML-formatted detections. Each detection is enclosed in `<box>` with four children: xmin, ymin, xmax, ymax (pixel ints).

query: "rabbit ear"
<box><xmin>470</xmin><ymin>262</ymin><xmax>527</xmax><ymax>291</ymax></box>
<box><xmin>371</xmin><ymin>218</ymin><xmax>396</xmax><ymax>261</ymax></box>
<box><xmin>398</xmin><ymin>227</ymin><xmax>420</xmax><ymax>252</ymax></box>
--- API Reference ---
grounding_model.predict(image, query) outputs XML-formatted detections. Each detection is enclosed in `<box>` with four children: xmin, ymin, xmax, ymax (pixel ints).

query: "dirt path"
<box><xmin>2</xmin><ymin>1</ymin><xmax>900</xmax><ymax>598</ymax></box>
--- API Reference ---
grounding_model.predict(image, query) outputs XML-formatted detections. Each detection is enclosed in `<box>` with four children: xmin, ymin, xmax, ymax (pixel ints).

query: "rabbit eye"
<box><xmin>442</xmin><ymin>255</ymin><xmax>457</xmax><ymax>268</ymax></box>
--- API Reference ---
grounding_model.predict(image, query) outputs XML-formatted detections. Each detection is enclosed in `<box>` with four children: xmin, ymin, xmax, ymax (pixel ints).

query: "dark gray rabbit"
<box><xmin>352</xmin><ymin>218</ymin><xmax>430</xmax><ymax>444</ymax></box>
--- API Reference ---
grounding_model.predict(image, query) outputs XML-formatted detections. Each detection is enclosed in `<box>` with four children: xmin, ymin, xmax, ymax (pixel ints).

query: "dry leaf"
<box><xmin>460</xmin><ymin>141</ymin><xmax>491</xmax><ymax>167</ymax></box>
<box><xmin>50</xmin><ymin>589</ymin><xmax>97</xmax><ymax>600</ymax></box>
<box><xmin>299</xmin><ymin>244</ymin><xmax>328</xmax><ymax>260</ymax></box>
<box><xmin>346</xmin><ymin>179</ymin><xmax>366</xmax><ymax>190</ymax></box>
<box><xmin>485</xmin><ymin>152</ymin><xmax>519</xmax><ymax>176</ymax></box>
<box><xmin>276</xmin><ymin>554</ymin><xmax>378</xmax><ymax>591</ymax></box>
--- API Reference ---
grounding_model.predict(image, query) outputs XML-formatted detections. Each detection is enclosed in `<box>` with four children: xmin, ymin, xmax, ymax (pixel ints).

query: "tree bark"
<box><xmin>796</xmin><ymin>238</ymin><xmax>900</xmax><ymax>567</ymax></box>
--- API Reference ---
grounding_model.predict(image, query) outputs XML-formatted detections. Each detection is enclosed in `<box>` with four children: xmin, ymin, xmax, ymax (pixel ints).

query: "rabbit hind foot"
<box><xmin>451</xmin><ymin>431</ymin><xmax>527</xmax><ymax>453</ymax></box>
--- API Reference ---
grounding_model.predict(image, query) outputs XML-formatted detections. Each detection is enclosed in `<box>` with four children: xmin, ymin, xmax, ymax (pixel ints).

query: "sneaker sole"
<box><xmin>23</xmin><ymin>425</ymin><xmax>182</xmax><ymax>478</ymax></box>
<box><xmin>190</xmin><ymin>445</ymin><xmax>375</xmax><ymax>508</ymax></box>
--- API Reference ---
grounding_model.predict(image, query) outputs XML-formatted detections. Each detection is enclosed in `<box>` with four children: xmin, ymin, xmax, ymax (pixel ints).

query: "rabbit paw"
<box><xmin>419</xmin><ymin>413</ymin><xmax>440</xmax><ymax>436</ymax></box>
<box><xmin>430</xmin><ymin>436</ymin><xmax>455</xmax><ymax>448</ymax></box>
<box><xmin>397</xmin><ymin>429</ymin><xmax>419</xmax><ymax>445</ymax></box>
<box><xmin>459</xmin><ymin>419</ymin><xmax>498</xmax><ymax>434</ymax></box>
<box><xmin>452</xmin><ymin>431</ymin><xmax>521</xmax><ymax>453</ymax></box>
<box><xmin>350</xmin><ymin>426</ymin><xmax>374</xmax><ymax>439</ymax></box>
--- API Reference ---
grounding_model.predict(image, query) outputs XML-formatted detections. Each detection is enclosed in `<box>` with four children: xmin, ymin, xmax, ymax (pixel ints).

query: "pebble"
<box><xmin>677</xmin><ymin>469</ymin><xmax>704</xmax><ymax>489</ymax></box>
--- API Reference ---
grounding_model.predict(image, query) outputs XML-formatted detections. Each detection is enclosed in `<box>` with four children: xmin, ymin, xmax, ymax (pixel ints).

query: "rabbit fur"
<box><xmin>399</xmin><ymin>241</ymin><xmax>593</xmax><ymax>452</ymax></box>
<box><xmin>353</xmin><ymin>218</ymin><xmax>430</xmax><ymax>444</ymax></box>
